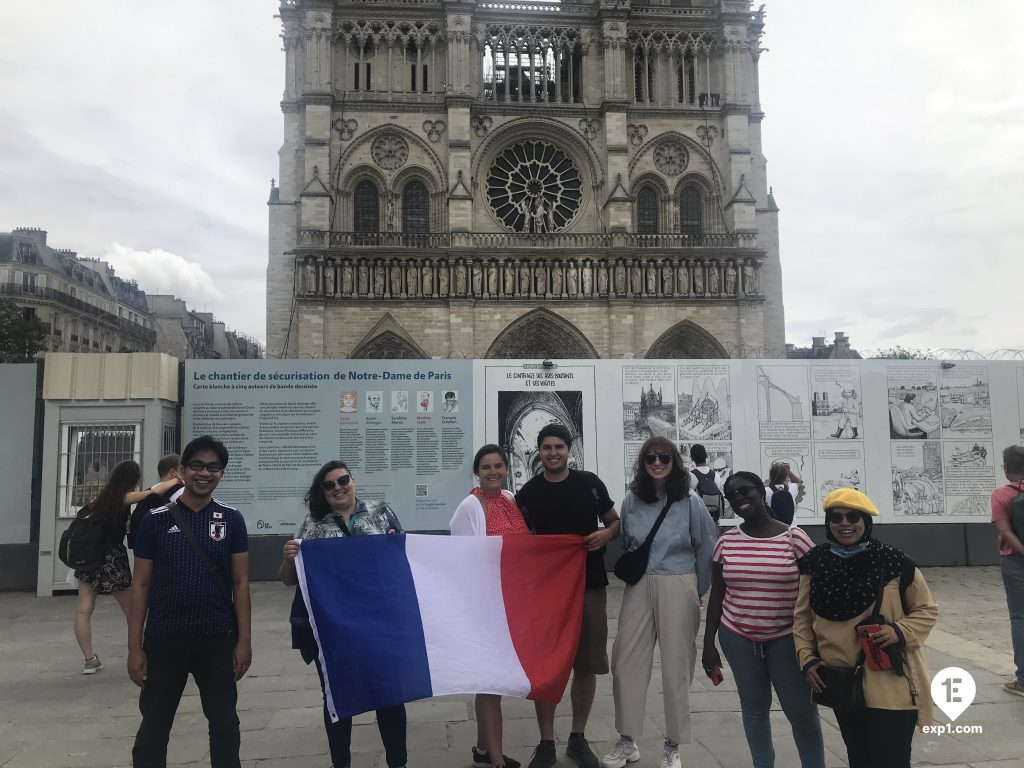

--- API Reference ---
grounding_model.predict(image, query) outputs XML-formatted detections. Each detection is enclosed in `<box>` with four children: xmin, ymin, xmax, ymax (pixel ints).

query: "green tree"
<box><xmin>868</xmin><ymin>346</ymin><xmax>935</xmax><ymax>360</ymax></box>
<box><xmin>0</xmin><ymin>298</ymin><xmax>48</xmax><ymax>362</ymax></box>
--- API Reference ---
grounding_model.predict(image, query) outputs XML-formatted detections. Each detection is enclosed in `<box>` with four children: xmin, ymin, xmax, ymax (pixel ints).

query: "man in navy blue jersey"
<box><xmin>128</xmin><ymin>434</ymin><xmax>251</xmax><ymax>768</ymax></box>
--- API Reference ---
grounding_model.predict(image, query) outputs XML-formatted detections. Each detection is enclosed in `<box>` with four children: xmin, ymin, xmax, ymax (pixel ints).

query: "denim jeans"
<box><xmin>718</xmin><ymin>626</ymin><xmax>825</xmax><ymax>768</ymax></box>
<box><xmin>1001</xmin><ymin>553</ymin><xmax>1024</xmax><ymax>684</ymax></box>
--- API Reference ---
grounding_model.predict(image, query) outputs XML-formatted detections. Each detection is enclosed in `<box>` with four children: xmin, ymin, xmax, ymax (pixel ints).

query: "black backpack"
<box><xmin>693</xmin><ymin>468</ymin><xmax>721</xmax><ymax>521</ymax></box>
<box><xmin>127</xmin><ymin>485</ymin><xmax>180</xmax><ymax>549</ymax></box>
<box><xmin>1009</xmin><ymin>483</ymin><xmax>1024</xmax><ymax>540</ymax></box>
<box><xmin>58</xmin><ymin>505</ymin><xmax>107</xmax><ymax>572</ymax></box>
<box><xmin>769</xmin><ymin>484</ymin><xmax>796</xmax><ymax>525</ymax></box>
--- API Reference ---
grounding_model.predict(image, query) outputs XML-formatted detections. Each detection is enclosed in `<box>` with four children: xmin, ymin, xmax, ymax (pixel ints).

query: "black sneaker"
<box><xmin>473</xmin><ymin>747</ymin><xmax>522</xmax><ymax>768</ymax></box>
<box><xmin>528</xmin><ymin>740</ymin><xmax>557</xmax><ymax>768</ymax></box>
<box><xmin>566</xmin><ymin>735</ymin><xmax>600</xmax><ymax>768</ymax></box>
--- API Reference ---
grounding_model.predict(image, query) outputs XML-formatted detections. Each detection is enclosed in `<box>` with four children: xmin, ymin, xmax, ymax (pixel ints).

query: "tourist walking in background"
<box><xmin>450</xmin><ymin>444</ymin><xmax>530</xmax><ymax>768</ymax></box>
<box><xmin>279</xmin><ymin>460</ymin><xmax>407</xmax><ymax>768</ymax></box>
<box><xmin>603</xmin><ymin>438</ymin><xmax>716</xmax><ymax>768</ymax></box>
<box><xmin>702</xmin><ymin>471</ymin><xmax>825</xmax><ymax>768</ymax></box>
<box><xmin>764</xmin><ymin>461</ymin><xmax>801</xmax><ymax>526</ymax></box>
<box><xmin>992</xmin><ymin>445</ymin><xmax>1024</xmax><ymax>696</ymax></box>
<box><xmin>515</xmin><ymin>423</ymin><xmax>619</xmax><ymax>768</ymax></box>
<box><xmin>72</xmin><ymin>459</ymin><xmax>178</xmax><ymax>675</ymax></box>
<box><xmin>688</xmin><ymin>444</ymin><xmax>723</xmax><ymax>522</ymax></box>
<box><xmin>794</xmin><ymin>488</ymin><xmax>938</xmax><ymax>768</ymax></box>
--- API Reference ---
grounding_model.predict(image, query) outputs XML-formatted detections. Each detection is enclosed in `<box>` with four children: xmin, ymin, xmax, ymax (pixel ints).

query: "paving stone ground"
<box><xmin>1</xmin><ymin>566</ymin><xmax>1021</xmax><ymax>768</ymax></box>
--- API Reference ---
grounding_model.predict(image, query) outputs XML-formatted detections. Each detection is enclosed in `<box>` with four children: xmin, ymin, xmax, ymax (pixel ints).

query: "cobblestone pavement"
<box><xmin>1</xmin><ymin>567</ymin><xmax>1020</xmax><ymax>768</ymax></box>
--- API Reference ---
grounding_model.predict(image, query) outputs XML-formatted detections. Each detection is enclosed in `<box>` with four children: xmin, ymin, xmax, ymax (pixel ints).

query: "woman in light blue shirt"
<box><xmin>603</xmin><ymin>437</ymin><xmax>717</xmax><ymax>768</ymax></box>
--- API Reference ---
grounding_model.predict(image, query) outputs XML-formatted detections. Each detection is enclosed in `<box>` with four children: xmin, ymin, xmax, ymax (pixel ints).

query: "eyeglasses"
<box><xmin>826</xmin><ymin>509</ymin><xmax>862</xmax><ymax>525</ymax></box>
<box><xmin>185</xmin><ymin>460</ymin><xmax>223</xmax><ymax>473</ymax></box>
<box><xmin>321</xmin><ymin>475</ymin><xmax>352</xmax><ymax>491</ymax></box>
<box><xmin>724</xmin><ymin>485</ymin><xmax>757</xmax><ymax>502</ymax></box>
<box><xmin>644</xmin><ymin>452</ymin><xmax>672</xmax><ymax>466</ymax></box>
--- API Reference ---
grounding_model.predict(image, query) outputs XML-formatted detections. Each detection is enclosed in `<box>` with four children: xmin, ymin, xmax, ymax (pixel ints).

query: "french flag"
<box><xmin>296</xmin><ymin>533</ymin><xmax>586</xmax><ymax>720</ymax></box>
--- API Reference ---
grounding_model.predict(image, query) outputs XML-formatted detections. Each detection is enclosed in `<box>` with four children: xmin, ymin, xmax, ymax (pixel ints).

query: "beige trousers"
<box><xmin>611</xmin><ymin>573</ymin><xmax>701</xmax><ymax>744</ymax></box>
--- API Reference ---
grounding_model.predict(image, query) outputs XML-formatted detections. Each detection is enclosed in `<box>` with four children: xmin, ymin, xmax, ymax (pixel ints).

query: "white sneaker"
<box><xmin>82</xmin><ymin>655</ymin><xmax>103</xmax><ymax>675</ymax></box>
<box><xmin>602</xmin><ymin>738</ymin><xmax>639</xmax><ymax>768</ymax></box>
<box><xmin>660</xmin><ymin>747</ymin><xmax>681</xmax><ymax>768</ymax></box>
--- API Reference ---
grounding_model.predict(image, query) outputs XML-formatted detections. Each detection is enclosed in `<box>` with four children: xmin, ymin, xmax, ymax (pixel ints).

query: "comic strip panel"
<box><xmin>891</xmin><ymin>441</ymin><xmax>944</xmax><ymax>516</ymax></box>
<box><xmin>757</xmin><ymin>365</ymin><xmax>811</xmax><ymax>440</ymax></box>
<box><xmin>939</xmin><ymin>366</ymin><xmax>992</xmax><ymax>439</ymax></box>
<box><xmin>677</xmin><ymin>365</ymin><xmax>733</xmax><ymax>441</ymax></box>
<box><xmin>810</xmin><ymin>367</ymin><xmax>864</xmax><ymax>441</ymax></box>
<box><xmin>942</xmin><ymin>441</ymin><xmax>996</xmax><ymax>516</ymax></box>
<box><xmin>814</xmin><ymin>446</ymin><xmax>866</xmax><ymax>512</ymax></box>
<box><xmin>497</xmin><ymin>390</ymin><xmax>584</xmax><ymax>493</ymax></box>
<box><xmin>887</xmin><ymin>366</ymin><xmax>941</xmax><ymax>440</ymax></box>
<box><xmin>623</xmin><ymin>365</ymin><xmax>677</xmax><ymax>441</ymax></box>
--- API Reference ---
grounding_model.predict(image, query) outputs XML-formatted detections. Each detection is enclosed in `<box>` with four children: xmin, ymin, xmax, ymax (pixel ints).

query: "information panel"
<box><xmin>185</xmin><ymin>360</ymin><xmax>472</xmax><ymax>533</ymax></box>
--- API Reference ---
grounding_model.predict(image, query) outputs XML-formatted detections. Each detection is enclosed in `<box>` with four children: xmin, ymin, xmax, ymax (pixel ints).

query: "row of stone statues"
<box><xmin>299</xmin><ymin>255</ymin><xmax>760</xmax><ymax>299</ymax></box>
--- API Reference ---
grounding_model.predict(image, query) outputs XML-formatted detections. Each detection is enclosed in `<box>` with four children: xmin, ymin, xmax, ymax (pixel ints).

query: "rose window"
<box><xmin>486</xmin><ymin>141</ymin><xmax>582</xmax><ymax>233</ymax></box>
<box><xmin>371</xmin><ymin>135</ymin><xmax>409</xmax><ymax>170</ymax></box>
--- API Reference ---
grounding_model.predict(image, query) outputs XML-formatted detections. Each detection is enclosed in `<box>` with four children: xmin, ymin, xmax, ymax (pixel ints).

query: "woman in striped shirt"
<box><xmin>701</xmin><ymin>471</ymin><xmax>825</xmax><ymax>768</ymax></box>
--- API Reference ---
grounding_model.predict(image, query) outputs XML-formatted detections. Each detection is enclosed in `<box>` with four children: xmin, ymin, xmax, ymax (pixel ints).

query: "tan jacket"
<box><xmin>793</xmin><ymin>569</ymin><xmax>938</xmax><ymax>726</ymax></box>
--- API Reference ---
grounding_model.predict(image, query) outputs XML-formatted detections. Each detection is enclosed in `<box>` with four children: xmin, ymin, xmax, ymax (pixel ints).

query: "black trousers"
<box><xmin>834</xmin><ymin>707</ymin><xmax>918</xmax><ymax>768</ymax></box>
<box><xmin>133</xmin><ymin>633</ymin><xmax>240</xmax><ymax>768</ymax></box>
<box><xmin>314</xmin><ymin>657</ymin><xmax>407</xmax><ymax>768</ymax></box>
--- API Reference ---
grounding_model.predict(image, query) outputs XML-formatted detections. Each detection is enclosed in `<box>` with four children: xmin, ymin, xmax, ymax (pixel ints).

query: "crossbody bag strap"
<box><xmin>641</xmin><ymin>497</ymin><xmax>675</xmax><ymax>549</ymax></box>
<box><xmin>167</xmin><ymin>502</ymin><xmax>234</xmax><ymax>608</ymax></box>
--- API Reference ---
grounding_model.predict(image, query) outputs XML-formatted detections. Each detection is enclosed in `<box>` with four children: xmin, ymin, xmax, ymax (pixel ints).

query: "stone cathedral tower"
<box><xmin>267</xmin><ymin>0</ymin><xmax>784</xmax><ymax>360</ymax></box>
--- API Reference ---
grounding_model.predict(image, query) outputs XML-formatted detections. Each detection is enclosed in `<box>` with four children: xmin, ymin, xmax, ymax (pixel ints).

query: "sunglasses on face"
<box><xmin>185</xmin><ymin>461</ymin><xmax>223</xmax><ymax>473</ymax></box>
<box><xmin>644</xmin><ymin>452</ymin><xmax>672</xmax><ymax>466</ymax></box>
<box><xmin>724</xmin><ymin>485</ymin><xmax>757</xmax><ymax>502</ymax></box>
<box><xmin>826</xmin><ymin>510</ymin><xmax>863</xmax><ymax>525</ymax></box>
<box><xmin>321</xmin><ymin>475</ymin><xmax>352</xmax><ymax>491</ymax></box>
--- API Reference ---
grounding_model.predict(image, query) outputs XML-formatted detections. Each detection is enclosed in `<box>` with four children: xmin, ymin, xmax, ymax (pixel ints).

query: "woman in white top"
<box><xmin>764</xmin><ymin>462</ymin><xmax>801</xmax><ymax>526</ymax></box>
<box><xmin>450</xmin><ymin>444</ymin><xmax>529</xmax><ymax>768</ymax></box>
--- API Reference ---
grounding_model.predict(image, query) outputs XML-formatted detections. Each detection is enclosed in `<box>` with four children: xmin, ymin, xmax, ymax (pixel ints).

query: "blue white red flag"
<box><xmin>296</xmin><ymin>532</ymin><xmax>586</xmax><ymax>720</ymax></box>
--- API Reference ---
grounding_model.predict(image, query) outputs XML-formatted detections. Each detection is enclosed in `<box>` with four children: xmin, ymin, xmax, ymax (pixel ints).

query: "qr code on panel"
<box><xmin>415</xmin><ymin>484</ymin><xmax>428</xmax><ymax>498</ymax></box>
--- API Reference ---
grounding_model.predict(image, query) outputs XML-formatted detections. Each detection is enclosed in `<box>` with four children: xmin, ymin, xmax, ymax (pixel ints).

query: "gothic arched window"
<box><xmin>679</xmin><ymin>186</ymin><xmax>702</xmax><ymax>235</ymax></box>
<box><xmin>637</xmin><ymin>186</ymin><xmax>659</xmax><ymax>234</ymax></box>
<box><xmin>353</xmin><ymin>180</ymin><xmax>380</xmax><ymax>233</ymax></box>
<box><xmin>402</xmin><ymin>181</ymin><xmax>429</xmax><ymax>233</ymax></box>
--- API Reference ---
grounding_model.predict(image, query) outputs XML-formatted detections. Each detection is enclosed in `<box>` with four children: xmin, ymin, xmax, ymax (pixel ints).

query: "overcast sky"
<box><xmin>1</xmin><ymin>1</ymin><xmax>1021</xmax><ymax>354</ymax></box>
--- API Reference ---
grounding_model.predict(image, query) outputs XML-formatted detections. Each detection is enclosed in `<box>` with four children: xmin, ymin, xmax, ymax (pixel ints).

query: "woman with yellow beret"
<box><xmin>792</xmin><ymin>488</ymin><xmax>938</xmax><ymax>768</ymax></box>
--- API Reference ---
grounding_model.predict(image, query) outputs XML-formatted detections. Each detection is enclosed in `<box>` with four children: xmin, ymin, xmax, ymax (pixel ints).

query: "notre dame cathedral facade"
<box><xmin>267</xmin><ymin>0</ymin><xmax>784</xmax><ymax>360</ymax></box>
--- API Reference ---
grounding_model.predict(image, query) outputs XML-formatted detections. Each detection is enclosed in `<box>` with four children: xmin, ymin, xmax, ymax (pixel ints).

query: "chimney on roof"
<box><xmin>811</xmin><ymin>336</ymin><xmax>826</xmax><ymax>350</ymax></box>
<box><xmin>13</xmin><ymin>227</ymin><xmax>47</xmax><ymax>248</ymax></box>
<box><xmin>834</xmin><ymin>331</ymin><xmax>850</xmax><ymax>355</ymax></box>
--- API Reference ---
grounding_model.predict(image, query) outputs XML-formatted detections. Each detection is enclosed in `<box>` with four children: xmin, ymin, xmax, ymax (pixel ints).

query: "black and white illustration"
<box><xmin>942</xmin><ymin>441</ymin><xmax>995</xmax><ymax>517</ymax></box>
<box><xmin>887</xmin><ymin>366</ymin><xmax>941</xmax><ymax>439</ymax></box>
<box><xmin>760</xmin><ymin>442</ymin><xmax>814</xmax><ymax>518</ymax></box>
<box><xmin>814</xmin><ymin>446</ymin><xmax>866</xmax><ymax>510</ymax></box>
<box><xmin>497</xmin><ymin>390</ymin><xmax>585</xmax><ymax>493</ymax></box>
<box><xmin>810</xmin><ymin>367</ymin><xmax>863</xmax><ymax>441</ymax></box>
<box><xmin>391</xmin><ymin>390</ymin><xmax>409</xmax><ymax>412</ymax></box>
<box><xmin>677</xmin><ymin>365</ymin><xmax>733</xmax><ymax>441</ymax></box>
<box><xmin>679</xmin><ymin>440</ymin><xmax>734</xmax><ymax>518</ymax></box>
<box><xmin>939</xmin><ymin>366</ymin><xmax>992</xmax><ymax>438</ymax></box>
<box><xmin>365</xmin><ymin>390</ymin><xmax>383</xmax><ymax>413</ymax></box>
<box><xmin>622</xmin><ymin>365</ymin><xmax>676</xmax><ymax>440</ymax></box>
<box><xmin>756</xmin><ymin>365</ymin><xmax>810</xmax><ymax>440</ymax></box>
<box><xmin>891</xmin><ymin>441</ymin><xmax>944</xmax><ymax>516</ymax></box>
<box><xmin>623</xmin><ymin>441</ymin><xmax>642</xmax><ymax>495</ymax></box>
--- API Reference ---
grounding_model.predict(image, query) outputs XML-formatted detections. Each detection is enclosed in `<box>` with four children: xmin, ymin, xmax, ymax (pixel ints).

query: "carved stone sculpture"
<box><xmin>661</xmin><ymin>262</ymin><xmax>674</xmax><ymax>296</ymax></box>
<box><xmin>471</xmin><ymin>261</ymin><xmax>483</xmax><ymax>297</ymax></box>
<box><xmin>707</xmin><ymin>263</ymin><xmax>720</xmax><ymax>295</ymax></box>
<box><xmin>630</xmin><ymin>261</ymin><xmax>642</xmax><ymax>295</ymax></box>
<box><xmin>407</xmin><ymin>260</ymin><xmax>420</xmax><ymax>296</ymax></box>
<box><xmin>390</xmin><ymin>258</ymin><xmax>403</xmax><ymax>296</ymax></box>
<box><xmin>304</xmin><ymin>258</ymin><xmax>318</xmax><ymax>294</ymax></box>
<box><xmin>743</xmin><ymin>260</ymin><xmax>757</xmax><ymax>295</ymax></box>
<box><xmin>487</xmin><ymin>261</ymin><xmax>498</xmax><ymax>297</ymax></box>
<box><xmin>598</xmin><ymin>260</ymin><xmax>609</xmax><ymax>296</ymax></box>
<box><xmin>676</xmin><ymin>262</ymin><xmax>688</xmax><ymax>296</ymax></box>
<box><xmin>567</xmin><ymin>261</ymin><xmax>579</xmax><ymax>296</ymax></box>
<box><xmin>645</xmin><ymin>261</ymin><xmax>657</xmax><ymax>295</ymax></box>
<box><xmin>357</xmin><ymin>260</ymin><xmax>369</xmax><ymax>296</ymax></box>
<box><xmin>535</xmin><ymin>261</ymin><xmax>547</xmax><ymax>295</ymax></box>
<box><xmin>503</xmin><ymin>260</ymin><xmax>515</xmax><ymax>296</ymax></box>
<box><xmin>614</xmin><ymin>260</ymin><xmax>626</xmax><ymax>296</ymax></box>
<box><xmin>422</xmin><ymin>261</ymin><xmax>434</xmax><ymax>296</ymax></box>
<box><xmin>341</xmin><ymin>260</ymin><xmax>354</xmax><ymax>296</ymax></box>
<box><xmin>725</xmin><ymin>262</ymin><xmax>737</xmax><ymax>295</ymax></box>
<box><xmin>551</xmin><ymin>262</ymin><xmax>563</xmax><ymax>296</ymax></box>
<box><xmin>582</xmin><ymin>260</ymin><xmax>593</xmax><ymax>296</ymax></box>
<box><xmin>438</xmin><ymin>260</ymin><xmax>450</xmax><ymax>296</ymax></box>
<box><xmin>519</xmin><ymin>262</ymin><xmax>530</xmax><ymax>295</ymax></box>
<box><xmin>373</xmin><ymin>261</ymin><xmax>386</xmax><ymax>296</ymax></box>
<box><xmin>324</xmin><ymin>260</ymin><xmax>336</xmax><ymax>295</ymax></box>
<box><xmin>455</xmin><ymin>259</ymin><xmax>468</xmax><ymax>296</ymax></box>
<box><xmin>693</xmin><ymin>262</ymin><xmax>705</xmax><ymax>294</ymax></box>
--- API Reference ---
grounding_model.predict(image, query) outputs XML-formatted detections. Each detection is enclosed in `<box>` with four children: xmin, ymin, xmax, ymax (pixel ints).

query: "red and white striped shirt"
<box><xmin>712</xmin><ymin>526</ymin><xmax>814</xmax><ymax>642</ymax></box>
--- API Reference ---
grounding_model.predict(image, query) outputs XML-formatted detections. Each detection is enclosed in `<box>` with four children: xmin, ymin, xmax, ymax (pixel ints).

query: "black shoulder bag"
<box><xmin>167</xmin><ymin>502</ymin><xmax>234</xmax><ymax>608</ymax></box>
<box><xmin>813</xmin><ymin>574</ymin><xmax>894</xmax><ymax>711</ymax></box>
<box><xmin>614</xmin><ymin>497</ymin><xmax>674</xmax><ymax>585</ymax></box>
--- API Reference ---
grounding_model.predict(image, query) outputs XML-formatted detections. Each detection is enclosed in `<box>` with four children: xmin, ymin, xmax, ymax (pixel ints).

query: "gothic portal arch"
<box><xmin>646</xmin><ymin>320</ymin><xmax>727</xmax><ymax>359</ymax></box>
<box><xmin>350</xmin><ymin>331</ymin><xmax>426</xmax><ymax>359</ymax></box>
<box><xmin>485</xmin><ymin>308</ymin><xmax>599</xmax><ymax>359</ymax></box>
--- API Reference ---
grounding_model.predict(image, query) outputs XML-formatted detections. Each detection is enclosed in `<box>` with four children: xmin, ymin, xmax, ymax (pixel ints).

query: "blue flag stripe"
<box><xmin>301</xmin><ymin>534</ymin><xmax>433</xmax><ymax>718</ymax></box>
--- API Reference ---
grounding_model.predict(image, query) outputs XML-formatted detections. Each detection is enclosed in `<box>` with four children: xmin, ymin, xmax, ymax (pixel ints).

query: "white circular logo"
<box><xmin>930</xmin><ymin>667</ymin><xmax>976</xmax><ymax>722</ymax></box>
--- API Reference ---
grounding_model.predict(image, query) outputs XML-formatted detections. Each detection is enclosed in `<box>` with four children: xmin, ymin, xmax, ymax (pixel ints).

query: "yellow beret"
<box><xmin>822</xmin><ymin>487</ymin><xmax>879</xmax><ymax>517</ymax></box>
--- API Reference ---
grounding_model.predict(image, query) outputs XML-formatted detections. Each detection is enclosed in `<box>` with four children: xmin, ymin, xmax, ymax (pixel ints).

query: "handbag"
<box><xmin>614</xmin><ymin>497</ymin><xmax>674</xmax><ymax>585</ymax></box>
<box><xmin>811</xmin><ymin>572</ymin><xmax>891</xmax><ymax>711</ymax></box>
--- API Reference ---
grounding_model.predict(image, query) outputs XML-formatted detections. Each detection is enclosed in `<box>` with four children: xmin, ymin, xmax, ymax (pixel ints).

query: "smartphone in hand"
<box><xmin>856</xmin><ymin>624</ymin><xmax>892</xmax><ymax>670</ymax></box>
<box><xmin>710</xmin><ymin>664</ymin><xmax>724</xmax><ymax>686</ymax></box>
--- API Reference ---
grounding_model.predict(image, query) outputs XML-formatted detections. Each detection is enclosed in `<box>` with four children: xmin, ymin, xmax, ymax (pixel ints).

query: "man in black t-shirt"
<box><xmin>515</xmin><ymin>423</ymin><xmax>619</xmax><ymax>768</ymax></box>
<box><xmin>127</xmin><ymin>453</ymin><xmax>183</xmax><ymax>549</ymax></box>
